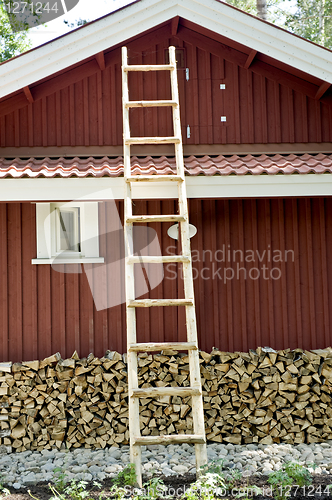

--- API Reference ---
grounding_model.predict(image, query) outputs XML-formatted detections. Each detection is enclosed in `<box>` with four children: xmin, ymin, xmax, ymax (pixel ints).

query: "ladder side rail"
<box><xmin>169</xmin><ymin>46</ymin><xmax>208</xmax><ymax>472</ymax></box>
<box><xmin>122</xmin><ymin>47</ymin><xmax>142</xmax><ymax>484</ymax></box>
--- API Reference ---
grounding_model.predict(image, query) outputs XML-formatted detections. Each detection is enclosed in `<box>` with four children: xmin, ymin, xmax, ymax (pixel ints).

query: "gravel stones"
<box><xmin>2</xmin><ymin>442</ymin><xmax>332</xmax><ymax>487</ymax></box>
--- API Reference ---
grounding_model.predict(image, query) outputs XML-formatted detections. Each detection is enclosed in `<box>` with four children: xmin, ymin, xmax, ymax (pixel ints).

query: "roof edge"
<box><xmin>1</xmin><ymin>0</ymin><xmax>332</xmax><ymax>99</ymax></box>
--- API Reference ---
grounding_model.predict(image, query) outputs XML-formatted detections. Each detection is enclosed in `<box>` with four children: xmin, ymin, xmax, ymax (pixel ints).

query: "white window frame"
<box><xmin>32</xmin><ymin>202</ymin><xmax>104</xmax><ymax>264</ymax></box>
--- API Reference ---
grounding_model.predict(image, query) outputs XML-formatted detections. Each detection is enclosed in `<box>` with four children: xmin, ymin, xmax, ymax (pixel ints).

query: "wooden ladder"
<box><xmin>121</xmin><ymin>46</ymin><xmax>207</xmax><ymax>486</ymax></box>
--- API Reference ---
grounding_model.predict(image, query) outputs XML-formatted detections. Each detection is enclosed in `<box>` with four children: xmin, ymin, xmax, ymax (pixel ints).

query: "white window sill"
<box><xmin>31</xmin><ymin>257</ymin><xmax>105</xmax><ymax>265</ymax></box>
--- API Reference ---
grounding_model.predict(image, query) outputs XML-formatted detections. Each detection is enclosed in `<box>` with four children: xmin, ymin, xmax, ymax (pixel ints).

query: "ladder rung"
<box><xmin>128</xmin><ymin>299</ymin><xmax>194</xmax><ymax>307</ymax></box>
<box><xmin>125</xmin><ymin>136</ymin><xmax>181</xmax><ymax>145</ymax></box>
<box><xmin>132</xmin><ymin>387</ymin><xmax>201</xmax><ymax>398</ymax></box>
<box><xmin>128</xmin><ymin>341</ymin><xmax>198</xmax><ymax>352</ymax></box>
<box><xmin>127</xmin><ymin>255</ymin><xmax>190</xmax><ymax>264</ymax></box>
<box><xmin>126</xmin><ymin>175</ymin><xmax>184</xmax><ymax>183</ymax></box>
<box><xmin>126</xmin><ymin>215</ymin><xmax>185</xmax><ymax>223</ymax></box>
<box><xmin>134</xmin><ymin>434</ymin><xmax>206</xmax><ymax>446</ymax></box>
<box><xmin>125</xmin><ymin>100</ymin><xmax>178</xmax><ymax>108</ymax></box>
<box><xmin>123</xmin><ymin>64</ymin><xmax>175</xmax><ymax>72</ymax></box>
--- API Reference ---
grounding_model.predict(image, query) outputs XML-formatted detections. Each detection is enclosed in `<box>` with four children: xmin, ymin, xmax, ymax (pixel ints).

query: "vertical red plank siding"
<box><xmin>94</xmin><ymin>202</ymin><xmax>108</xmax><ymax>355</ymax></box>
<box><xmin>51</xmin><ymin>266</ymin><xmax>66</xmax><ymax>355</ymax></box>
<box><xmin>318</xmin><ymin>200</ymin><xmax>330</xmax><ymax>347</ymax></box>
<box><xmin>249</xmin><ymin>199</ymin><xmax>261</xmax><ymax>348</ymax></box>
<box><xmin>56</xmin><ymin>91</ymin><xmax>61</xmax><ymax>147</ymax></box>
<box><xmin>106</xmin><ymin>201</ymin><xmax>125</xmax><ymax>353</ymax></box>
<box><xmin>37</xmin><ymin>265</ymin><xmax>52</xmax><ymax>359</ymax></box>
<box><xmin>149</xmin><ymin>200</ymin><xmax>164</xmax><ymax>344</ymax></box>
<box><xmin>61</xmin><ymin>87</ymin><xmax>70</xmax><ymax>146</ymax></box>
<box><xmin>14</xmin><ymin>110</ymin><xmax>20</xmax><ymax>147</ymax></box>
<box><xmin>97</xmin><ymin>71</ymin><xmax>104</xmax><ymax>146</ymax></box>
<box><xmin>42</xmin><ymin>97</ymin><xmax>47</xmax><ymax>147</ymax></box>
<box><xmin>21</xmin><ymin>204</ymin><xmax>38</xmax><ymax>361</ymax></box>
<box><xmin>191</xmin><ymin>199</ymin><xmax>206</xmax><ymax>351</ymax></box>
<box><xmin>0</xmin><ymin>204</ymin><xmax>8</xmax><ymax>360</ymax></box>
<box><xmin>74</xmin><ymin>81</ymin><xmax>84</xmax><ymax>146</ymax></box>
<box><xmin>7</xmin><ymin>204</ymin><xmax>23</xmax><ymax>361</ymax></box>
<box><xmin>0</xmin><ymin>115</ymin><xmax>5</xmax><ymax>146</ymax></box>
<box><xmin>276</xmin><ymin>199</ymin><xmax>289</xmax><ymax>349</ymax></box>
<box><xmin>1</xmin><ymin>197</ymin><xmax>332</xmax><ymax>362</ymax></box>
<box><xmin>244</xmin><ymin>70</ymin><xmax>254</xmax><ymax>144</ymax></box>
<box><xmin>2</xmin><ymin>26</ymin><xmax>332</xmax><ymax>146</ymax></box>
<box><xmin>79</xmin><ymin>269</ymin><xmax>95</xmax><ymax>355</ymax></box>
<box><xmin>163</xmin><ymin>199</ymin><xmax>178</xmax><ymax>345</ymax></box>
<box><xmin>65</xmin><ymin>269</ymin><xmax>80</xmax><ymax>355</ymax></box>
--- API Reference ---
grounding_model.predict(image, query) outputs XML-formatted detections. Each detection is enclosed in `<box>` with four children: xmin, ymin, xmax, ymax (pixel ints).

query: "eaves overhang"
<box><xmin>1</xmin><ymin>0</ymin><xmax>332</xmax><ymax>99</ymax></box>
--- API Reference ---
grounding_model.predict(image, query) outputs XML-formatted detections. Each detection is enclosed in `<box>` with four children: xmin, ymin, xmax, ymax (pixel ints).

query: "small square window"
<box><xmin>32</xmin><ymin>202</ymin><xmax>104</xmax><ymax>265</ymax></box>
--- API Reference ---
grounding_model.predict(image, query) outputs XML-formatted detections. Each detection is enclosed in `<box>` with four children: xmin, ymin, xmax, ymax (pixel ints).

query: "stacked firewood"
<box><xmin>1</xmin><ymin>346</ymin><xmax>332</xmax><ymax>452</ymax></box>
<box><xmin>200</xmin><ymin>347</ymin><xmax>332</xmax><ymax>445</ymax></box>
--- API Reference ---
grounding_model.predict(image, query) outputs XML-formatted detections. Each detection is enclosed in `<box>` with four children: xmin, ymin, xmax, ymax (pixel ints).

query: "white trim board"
<box><xmin>1</xmin><ymin>175</ymin><xmax>332</xmax><ymax>201</ymax></box>
<box><xmin>31</xmin><ymin>258</ymin><xmax>104</xmax><ymax>264</ymax></box>
<box><xmin>1</xmin><ymin>0</ymin><xmax>332</xmax><ymax>99</ymax></box>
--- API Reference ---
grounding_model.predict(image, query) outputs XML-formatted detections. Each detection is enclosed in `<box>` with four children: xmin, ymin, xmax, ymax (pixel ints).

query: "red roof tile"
<box><xmin>0</xmin><ymin>154</ymin><xmax>332</xmax><ymax>178</ymax></box>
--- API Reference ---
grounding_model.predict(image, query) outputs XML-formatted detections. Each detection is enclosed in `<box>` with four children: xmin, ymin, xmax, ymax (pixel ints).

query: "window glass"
<box><xmin>57</xmin><ymin>208</ymin><xmax>80</xmax><ymax>252</ymax></box>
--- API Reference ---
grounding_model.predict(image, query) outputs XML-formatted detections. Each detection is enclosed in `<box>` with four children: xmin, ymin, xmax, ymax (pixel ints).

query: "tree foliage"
<box><xmin>285</xmin><ymin>0</ymin><xmax>332</xmax><ymax>49</ymax></box>
<box><xmin>225</xmin><ymin>0</ymin><xmax>257</xmax><ymax>16</ymax></box>
<box><xmin>0</xmin><ymin>1</ymin><xmax>31</xmax><ymax>62</ymax></box>
<box><xmin>226</xmin><ymin>0</ymin><xmax>332</xmax><ymax>49</ymax></box>
<box><xmin>225</xmin><ymin>0</ymin><xmax>287</xmax><ymax>23</ymax></box>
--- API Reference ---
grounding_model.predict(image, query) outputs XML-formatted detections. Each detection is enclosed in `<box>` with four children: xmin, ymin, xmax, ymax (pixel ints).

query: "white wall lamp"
<box><xmin>167</xmin><ymin>223</ymin><xmax>197</xmax><ymax>240</ymax></box>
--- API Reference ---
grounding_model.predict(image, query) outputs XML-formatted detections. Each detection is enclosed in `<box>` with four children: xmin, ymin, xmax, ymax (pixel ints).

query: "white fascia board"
<box><xmin>1</xmin><ymin>175</ymin><xmax>332</xmax><ymax>201</ymax></box>
<box><xmin>1</xmin><ymin>0</ymin><xmax>332</xmax><ymax>99</ymax></box>
<box><xmin>177</xmin><ymin>0</ymin><xmax>332</xmax><ymax>83</ymax></box>
<box><xmin>0</xmin><ymin>0</ymin><xmax>178</xmax><ymax>98</ymax></box>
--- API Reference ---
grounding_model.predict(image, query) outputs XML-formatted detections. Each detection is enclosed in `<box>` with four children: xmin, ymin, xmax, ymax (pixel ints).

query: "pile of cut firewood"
<box><xmin>200</xmin><ymin>347</ymin><xmax>332</xmax><ymax>445</ymax></box>
<box><xmin>0</xmin><ymin>346</ymin><xmax>332</xmax><ymax>452</ymax></box>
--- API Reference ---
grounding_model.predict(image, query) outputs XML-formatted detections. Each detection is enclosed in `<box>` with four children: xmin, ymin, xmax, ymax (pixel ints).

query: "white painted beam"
<box><xmin>1</xmin><ymin>175</ymin><xmax>332</xmax><ymax>201</ymax></box>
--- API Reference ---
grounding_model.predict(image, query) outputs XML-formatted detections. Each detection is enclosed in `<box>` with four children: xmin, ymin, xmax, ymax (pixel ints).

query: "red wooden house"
<box><xmin>1</xmin><ymin>0</ymin><xmax>332</xmax><ymax>363</ymax></box>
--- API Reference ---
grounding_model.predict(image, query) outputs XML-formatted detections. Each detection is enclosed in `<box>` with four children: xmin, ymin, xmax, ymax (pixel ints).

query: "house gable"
<box><xmin>1</xmin><ymin>0</ymin><xmax>332</xmax><ymax>100</ymax></box>
<box><xmin>1</xmin><ymin>19</ymin><xmax>332</xmax><ymax>152</ymax></box>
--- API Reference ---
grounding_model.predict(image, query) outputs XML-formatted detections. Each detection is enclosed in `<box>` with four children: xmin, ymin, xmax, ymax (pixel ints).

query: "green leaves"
<box><xmin>284</xmin><ymin>0</ymin><xmax>332</xmax><ymax>48</ymax></box>
<box><xmin>268</xmin><ymin>461</ymin><xmax>312</xmax><ymax>500</ymax></box>
<box><xmin>226</xmin><ymin>0</ymin><xmax>332</xmax><ymax>48</ymax></box>
<box><xmin>182</xmin><ymin>472</ymin><xmax>226</xmax><ymax>500</ymax></box>
<box><xmin>284</xmin><ymin>461</ymin><xmax>312</xmax><ymax>488</ymax></box>
<box><xmin>113</xmin><ymin>463</ymin><xmax>137</xmax><ymax>487</ymax></box>
<box><xmin>0</xmin><ymin>1</ymin><xmax>31</xmax><ymax>62</ymax></box>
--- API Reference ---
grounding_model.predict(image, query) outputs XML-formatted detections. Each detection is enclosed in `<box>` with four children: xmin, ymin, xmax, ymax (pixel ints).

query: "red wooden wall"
<box><xmin>1</xmin><ymin>22</ymin><xmax>332</xmax><ymax>147</ymax></box>
<box><xmin>1</xmin><ymin>197</ymin><xmax>332</xmax><ymax>362</ymax></box>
